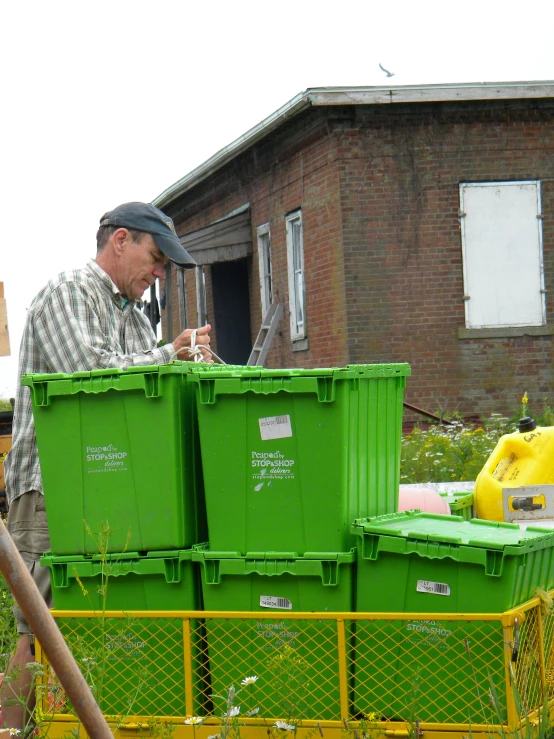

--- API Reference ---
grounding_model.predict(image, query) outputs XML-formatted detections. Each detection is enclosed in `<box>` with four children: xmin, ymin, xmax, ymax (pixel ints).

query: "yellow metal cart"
<box><xmin>36</xmin><ymin>592</ymin><xmax>554</xmax><ymax>739</ymax></box>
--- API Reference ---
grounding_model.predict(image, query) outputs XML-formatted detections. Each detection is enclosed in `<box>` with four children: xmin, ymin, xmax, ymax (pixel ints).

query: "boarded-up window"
<box><xmin>460</xmin><ymin>181</ymin><xmax>545</xmax><ymax>329</ymax></box>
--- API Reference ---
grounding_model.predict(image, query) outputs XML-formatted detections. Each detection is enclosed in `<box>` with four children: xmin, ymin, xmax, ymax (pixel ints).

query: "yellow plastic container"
<box><xmin>474</xmin><ymin>417</ymin><xmax>554</xmax><ymax>521</ymax></box>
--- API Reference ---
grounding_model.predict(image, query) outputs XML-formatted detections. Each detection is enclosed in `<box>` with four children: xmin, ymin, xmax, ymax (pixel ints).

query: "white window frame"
<box><xmin>195</xmin><ymin>266</ymin><xmax>208</xmax><ymax>327</ymax></box>
<box><xmin>286</xmin><ymin>210</ymin><xmax>306</xmax><ymax>341</ymax></box>
<box><xmin>459</xmin><ymin>180</ymin><xmax>545</xmax><ymax>329</ymax></box>
<box><xmin>256</xmin><ymin>223</ymin><xmax>273</xmax><ymax>318</ymax></box>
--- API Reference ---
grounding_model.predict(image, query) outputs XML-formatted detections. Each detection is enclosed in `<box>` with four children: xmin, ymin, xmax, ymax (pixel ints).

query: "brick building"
<box><xmin>153</xmin><ymin>82</ymin><xmax>554</xmax><ymax>420</ymax></box>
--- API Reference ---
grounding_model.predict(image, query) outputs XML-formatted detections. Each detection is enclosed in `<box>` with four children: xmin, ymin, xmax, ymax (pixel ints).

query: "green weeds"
<box><xmin>401</xmin><ymin>398</ymin><xmax>554</xmax><ymax>484</ymax></box>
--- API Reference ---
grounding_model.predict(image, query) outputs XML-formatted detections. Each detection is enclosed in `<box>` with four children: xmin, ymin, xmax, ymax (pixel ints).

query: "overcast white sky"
<box><xmin>1</xmin><ymin>0</ymin><xmax>554</xmax><ymax>397</ymax></box>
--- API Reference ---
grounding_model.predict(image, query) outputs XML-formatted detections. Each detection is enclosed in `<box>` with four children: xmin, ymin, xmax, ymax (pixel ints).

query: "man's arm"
<box><xmin>32</xmin><ymin>281</ymin><xmax>175</xmax><ymax>373</ymax></box>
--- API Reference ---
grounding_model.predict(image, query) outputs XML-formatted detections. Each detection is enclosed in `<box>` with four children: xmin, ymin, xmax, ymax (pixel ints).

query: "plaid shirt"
<box><xmin>4</xmin><ymin>260</ymin><xmax>176</xmax><ymax>503</ymax></box>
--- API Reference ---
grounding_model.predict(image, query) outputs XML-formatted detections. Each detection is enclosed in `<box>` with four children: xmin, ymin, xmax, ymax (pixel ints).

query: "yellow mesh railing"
<box><xmin>36</xmin><ymin>597</ymin><xmax>554</xmax><ymax>732</ymax></box>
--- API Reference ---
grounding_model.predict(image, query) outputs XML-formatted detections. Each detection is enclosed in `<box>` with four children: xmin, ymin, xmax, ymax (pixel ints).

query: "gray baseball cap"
<box><xmin>99</xmin><ymin>202</ymin><xmax>196</xmax><ymax>268</ymax></box>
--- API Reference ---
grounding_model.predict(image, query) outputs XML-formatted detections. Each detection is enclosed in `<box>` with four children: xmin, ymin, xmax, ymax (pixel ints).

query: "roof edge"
<box><xmin>153</xmin><ymin>90</ymin><xmax>311</xmax><ymax>209</ymax></box>
<box><xmin>153</xmin><ymin>80</ymin><xmax>554</xmax><ymax>209</ymax></box>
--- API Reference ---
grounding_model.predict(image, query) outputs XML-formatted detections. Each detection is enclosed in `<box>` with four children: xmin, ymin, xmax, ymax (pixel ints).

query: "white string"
<box><xmin>188</xmin><ymin>329</ymin><xmax>226</xmax><ymax>364</ymax></box>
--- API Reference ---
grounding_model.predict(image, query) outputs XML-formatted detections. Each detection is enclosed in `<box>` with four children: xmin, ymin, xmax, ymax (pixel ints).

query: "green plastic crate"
<box><xmin>188</xmin><ymin>363</ymin><xmax>410</xmax><ymax>554</ymax></box>
<box><xmin>41</xmin><ymin>548</ymin><xmax>202</xmax><ymax>610</ymax></box>
<box><xmin>23</xmin><ymin>363</ymin><xmax>206</xmax><ymax>555</ymax></box>
<box><xmin>352</xmin><ymin>510</ymin><xmax>554</xmax><ymax>613</ymax></box>
<box><xmin>42</xmin><ymin>547</ymin><xmax>207</xmax><ymax>717</ymax></box>
<box><xmin>439</xmin><ymin>491</ymin><xmax>476</xmax><ymax>520</ymax></box>
<box><xmin>351</xmin><ymin>511</ymin><xmax>554</xmax><ymax>723</ymax></box>
<box><xmin>193</xmin><ymin>546</ymin><xmax>356</xmax><ymax>721</ymax></box>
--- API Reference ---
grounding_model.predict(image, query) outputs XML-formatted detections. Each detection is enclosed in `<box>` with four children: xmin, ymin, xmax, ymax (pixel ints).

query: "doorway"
<box><xmin>211</xmin><ymin>259</ymin><xmax>252</xmax><ymax>365</ymax></box>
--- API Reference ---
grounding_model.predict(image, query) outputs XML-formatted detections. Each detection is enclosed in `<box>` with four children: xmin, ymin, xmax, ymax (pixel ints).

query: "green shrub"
<box><xmin>401</xmin><ymin>399</ymin><xmax>554</xmax><ymax>484</ymax></box>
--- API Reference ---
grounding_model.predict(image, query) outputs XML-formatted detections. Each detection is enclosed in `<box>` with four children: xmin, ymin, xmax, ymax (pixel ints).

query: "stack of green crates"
<box><xmin>27</xmin><ymin>359</ymin><xmax>413</xmax><ymax>720</ymax></box>
<box><xmin>186</xmin><ymin>362</ymin><xmax>410</xmax><ymax>718</ymax></box>
<box><xmin>351</xmin><ymin>510</ymin><xmax>554</xmax><ymax>723</ymax></box>
<box><xmin>25</xmin><ymin>363</ymin><xmax>206</xmax><ymax>715</ymax></box>
<box><xmin>193</xmin><ymin>544</ymin><xmax>355</xmax><ymax>720</ymax></box>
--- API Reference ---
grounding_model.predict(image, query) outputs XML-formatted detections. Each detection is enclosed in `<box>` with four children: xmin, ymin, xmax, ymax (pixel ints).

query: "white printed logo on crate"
<box><xmin>256</xmin><ymin>619</ymin><xmax>299</xmax><ymax>652</ymax></box>
<box><xmin>84</xmin><ymin>443</ymin><xmax>129</xmax><ymax>474</ymax></box>
<box><xmin>251</xmin><ymin>450</ymin><xmax>296</xmax><ymax>489</ymax></box>
<box><xmin>405</xmin><ymin>619</ymin><xmax>453</xmax><ymax>650</ymax></box>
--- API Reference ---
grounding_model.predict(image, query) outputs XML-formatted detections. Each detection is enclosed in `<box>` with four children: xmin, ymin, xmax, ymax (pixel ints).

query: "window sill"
<box><xmin>292</xmin><ymin>338</ymin><xmax>309</xmax><ymax>352</ymax></box>
<box><xmin>458</xmin><ymin>325</ymin><xmax>554</xmax><ymax>339</ymax></box>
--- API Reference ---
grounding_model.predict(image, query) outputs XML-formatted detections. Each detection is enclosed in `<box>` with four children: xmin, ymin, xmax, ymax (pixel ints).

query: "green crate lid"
<box><xmin>352</xmin><ymin>511</ymin><xmax>554</xmax><ymax>576</ymax></box>
<box><xmin>21</xmin><ymin>362</ymin><xmax>201</xmax><ymax>404</ymax></box>
<box><xmin>188</xmin><ymin>362</ymin><xmax>411</xmax><ymax>379</ymax></box>
<box><xmin>191</xmin><ymin>545</ymin><xmax>356</xmax><ymax>586</ymax></box>
<box><xmin>21</xmin><ymin>361</ymin><xmax>201</xmax><ymax>385</ymax></box>
<box><xmin>188</xmin><ymin>363</ymin><xmax>410</xmax><ymax>404</ymax></box>
<box><xmin>41</xmin><ymin>548</ymin><xmax>196</xmax><ymax>587</ymax></box>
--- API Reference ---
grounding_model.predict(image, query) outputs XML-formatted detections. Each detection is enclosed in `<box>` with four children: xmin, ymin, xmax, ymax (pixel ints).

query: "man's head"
<box><xmin>95</xmin><ymin>202</ymin><xmax>196</xmax><ymax>301</ymax></box>
<box><xmin>96</xmin><ymin>202</ymin><xmax>196</xmax><ymax>268</ymax></box>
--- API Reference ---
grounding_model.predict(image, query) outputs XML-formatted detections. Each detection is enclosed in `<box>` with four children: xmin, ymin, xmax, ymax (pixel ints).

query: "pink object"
<box><xmin>398</xmin><ymin>486</ymin><xmax>451</xmax><ymax>515</ymax></box>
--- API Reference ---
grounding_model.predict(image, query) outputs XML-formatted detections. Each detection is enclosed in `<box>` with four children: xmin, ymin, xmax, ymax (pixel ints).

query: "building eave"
<box><xmin>153</xmin><ymin>80</ymin><xmax>554</xmax><ymax>210</ymax></box>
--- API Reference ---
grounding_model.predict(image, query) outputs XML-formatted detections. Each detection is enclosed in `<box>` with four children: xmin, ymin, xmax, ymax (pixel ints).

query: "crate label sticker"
<box><xmin>259</xmin><ymin>415</ymin><xmax>292</xmax><ymax>441</ymax></box>
<box><xmin>260</xmin><ymin>595</ymin><xmax>293</xmax><ymax>610</ymax></box>
<box><xmin>416</xmin><ymin>579</ymin><xmax>451</xmax><ymax>596</ymax></box>
<box><xmin>84</xmin><ymin>444</ymin><xmax>129</xmax><ymax>474</ymax></box>
<box><xmin>251</xmin><ymin>451</ymin><xmax>296</xmax><ymax>486</ymax></box>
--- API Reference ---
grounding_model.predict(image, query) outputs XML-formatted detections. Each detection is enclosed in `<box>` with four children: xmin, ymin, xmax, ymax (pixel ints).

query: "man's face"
<box><xmin>119</xmin><ymin>232</ymin><xmax>167</xmax><ymax>300</ymax></box>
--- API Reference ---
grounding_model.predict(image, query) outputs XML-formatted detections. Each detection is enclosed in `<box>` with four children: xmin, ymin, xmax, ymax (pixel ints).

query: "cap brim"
<box><xmin>153</xmin><ymin>232</ymin><xmax>197</xmax><ymax>268</ymax></box>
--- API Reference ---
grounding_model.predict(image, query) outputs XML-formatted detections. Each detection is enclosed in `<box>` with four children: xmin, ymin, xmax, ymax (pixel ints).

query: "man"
<box><xmin>1</xmin><ymin>202</ymin><xmax>211</xmax><ymax>730</ymax></box>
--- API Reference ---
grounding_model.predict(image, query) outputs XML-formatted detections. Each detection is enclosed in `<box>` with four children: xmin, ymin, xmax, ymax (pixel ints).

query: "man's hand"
<box><xmin>173</xmin><ymin>324</ymin><xmax>213</xmax><ymax>362</ymax></box>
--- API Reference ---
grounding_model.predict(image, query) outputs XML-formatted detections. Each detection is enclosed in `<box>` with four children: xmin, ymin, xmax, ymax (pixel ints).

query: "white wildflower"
<box><xmin>10</xmin><ymin>731</ymin><xmax>21</xmax><ymax>736</ymax></box>
<box><xmin>225</xmin><ymin>706</ymin><xmax>240</xmax><ymax>718</ymax></box>
<box><xmin>184</xmin><ymin>717</ymin><xmax>203</xmax><ymax>725</ymax></box>
<box><xmin>246</xmin><ymin>707</ymin><xmax>260</xmax><ymax>716</ymax></box>
<box><xmin>274</xmin><ymin>721</ymin><xmax>295</xmax><ymax>731</ymax></box>
<box><xmin>241</xmin><ymin>675</ymin><xmax>259</xmax><ymax>686</ymax></box>
<box><xmin>207</xmin><ymin>735</ymin><xmax>221</xmax><ymax>739</ymax></box>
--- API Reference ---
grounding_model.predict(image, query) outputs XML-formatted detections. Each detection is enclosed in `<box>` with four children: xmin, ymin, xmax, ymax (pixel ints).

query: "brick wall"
<box><xmin>163</xmin><ymin>109</ymin><xmax>350</xmax><ymax>369</ymax></box>
<box><xmin>338</xmin><ymin>101</ymin><xmax>554</xmax><ymax>418</ymax></box>
<box><xmin>160</xmin><ymin>99</ymin><xmax>554</xmax><ymax>419</ymax></box>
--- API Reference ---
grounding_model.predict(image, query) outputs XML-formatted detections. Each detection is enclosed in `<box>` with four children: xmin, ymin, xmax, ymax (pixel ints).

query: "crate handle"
<box><xmin>29</xmin><ymin>382</ymin><xmax>49</xmax><ymax>407</ymax></box>
<box><xmin>360</xmin><ymin>535</ymin><xmax>380</xmax><ymax>561</ymax></box>
<box><xmin>51</xmin><ymin>563</ymin><xmax>69</xmax><ymax>588</ymax></box>
<box><xmin>202</xmin><ymin>559</ymin><xmax>221</xmax><ymax>585</ymax></box>
<box><xmin>27</xmin><ymin>372</ymin><xmax>161</xmax><ymax>406</ymax></box>
<box><xmin>320</xmin><ymin>560</ymin><xmax>338</xmax><ymax>586</ymax></box>
<box><xmin>485</xmin><ymin>549</ymin><xmax>504</xmax><ymax>577</ymax></box>
<box><xmin>196</xmin><ymin>376</ymin><xmax>336</xmax><ymax>405</ymax></box>
<box><xmin>163</xmin><ymin>558</ymin><xmax>181</xmax><ymax>584</ymax></box>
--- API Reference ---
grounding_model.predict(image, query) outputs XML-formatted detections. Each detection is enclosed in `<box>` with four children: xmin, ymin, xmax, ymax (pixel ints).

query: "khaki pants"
<box><xmin>7</xmin><ymin>491</ymin><xmax>52</xmax><ymax>634</ymax></box>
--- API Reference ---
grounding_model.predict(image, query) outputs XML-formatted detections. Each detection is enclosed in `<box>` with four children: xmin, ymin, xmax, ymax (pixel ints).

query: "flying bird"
<box><xmin>379</xmin><ymin>63</ymin><xmax>395</xmax><ymax>78</ymax></box>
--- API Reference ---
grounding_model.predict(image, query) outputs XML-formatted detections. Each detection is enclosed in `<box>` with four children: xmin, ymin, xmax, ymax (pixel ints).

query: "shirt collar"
<box><xmin>87</xmin><ymin>259</ymin><xmax>135</xmax><ymax>309</ymax></box>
